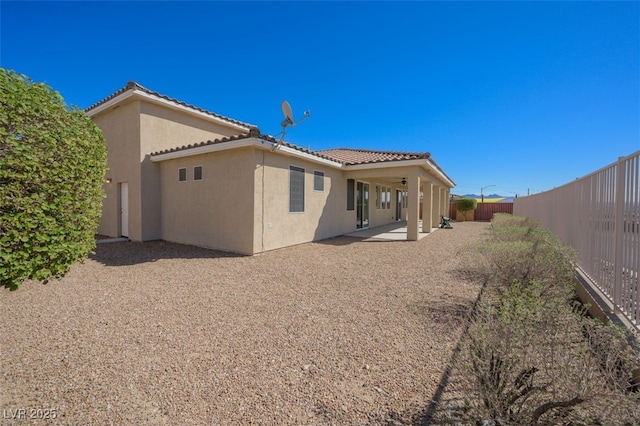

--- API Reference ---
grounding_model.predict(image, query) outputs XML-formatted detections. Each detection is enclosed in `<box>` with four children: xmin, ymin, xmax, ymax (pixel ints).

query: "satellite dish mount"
<box><xmin>273</xmin><ymin>100</ymin><xmax>310</xmax><ymax>150</ymax></box>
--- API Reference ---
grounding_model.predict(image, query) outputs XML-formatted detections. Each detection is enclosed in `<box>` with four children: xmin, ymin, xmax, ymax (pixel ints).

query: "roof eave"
<box><xmin>150</xmin><ymin>137</ymin><xmax>454</xmax><ymax>187</ymax></box>
<box><xmin>86</xmin><ymin>87</ymin><xmax>253</xmax><ymax>134</ymax></box>
<box><xmin>344</xmin><ymin>159</ymin><xmax>455</xmax><ymax>188</ymax></box>
<box><xmin>151</xmin><ymin>137</ymin><xmax>344</xmax><ymax>168</ymax></box>
<box><xmin>151</xmin><ymin>137</ymin><xmax>260</xmax><ymax>162</ymax></box>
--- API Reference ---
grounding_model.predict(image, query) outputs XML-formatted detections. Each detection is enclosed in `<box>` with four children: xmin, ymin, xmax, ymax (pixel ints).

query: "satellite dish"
<box><xmin>281</xmin><ymin>101</ymin><xmax>294</xmax><ymax>126</ymax></box>
<box><xmin>273</xmin><ymin>100</ymin><xmax>311</xmax><ymax>151</ymax></box>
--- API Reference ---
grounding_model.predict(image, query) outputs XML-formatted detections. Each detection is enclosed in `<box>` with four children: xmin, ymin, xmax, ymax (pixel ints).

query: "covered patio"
<box><xmin>345</xmin><ymin>220</ymin><xmax>436</xmax><ymax>241</ymax></box>
<box><xmin>342</xmin><ymin>163</ymin><xmax>453</xmax><ymax>241</ymax></box>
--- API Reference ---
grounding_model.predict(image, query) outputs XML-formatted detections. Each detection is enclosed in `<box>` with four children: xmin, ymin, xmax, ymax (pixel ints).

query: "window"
<box><xmin>376</xmin><ymin>185</ymin><xmax>391</xmax><ymax>209</ymax></box>
<box><xmin>289</xmin><ymin>166</ymin><xmax>305</xmax><ymax>213</ymax></box>
<box><xmin>178</xmin><ymin>167</ymin><xmax>187</xmax><ymax>182</ymax></box>
<box><xmin>313</xmin><ymin>170</ymin><xmax>324</xmax><ymax>191</ymax></box>
<box><xmin>194</xmin><ymin>166</ymin><xmax>203</xmax><ymax>181</ymax></box>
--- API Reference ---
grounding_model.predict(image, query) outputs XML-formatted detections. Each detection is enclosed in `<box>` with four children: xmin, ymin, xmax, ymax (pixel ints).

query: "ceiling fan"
<box><xmin>392</xmin><ymin>178</ymin><xmax>408</xmax><ymax>186</ymax></box>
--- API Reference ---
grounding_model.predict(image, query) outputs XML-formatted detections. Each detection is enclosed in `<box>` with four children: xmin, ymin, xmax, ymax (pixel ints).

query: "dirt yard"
<box><xmin>1</xmin><ymin>221</ymin><xmax>489</xmax><ymax>425</ymax></box>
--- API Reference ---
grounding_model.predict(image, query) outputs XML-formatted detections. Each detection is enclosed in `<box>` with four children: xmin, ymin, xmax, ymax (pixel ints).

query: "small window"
<box><xmin>313</xmin><ymin>170</ymin><xmax>324</xmax><ymax>191</ymax></box>
<box><xmin>178</xmin><ymin>167</ymin><xmax>187</xmax><ymax>182</ymax></box>
<box><xmin>194</xmin><ymin>166</ymin><xmax>203</xmax><ymax>181</ymax></box>
<box><xmin>289</xmin><ymin>166</ymin><xmax>305</xmax><ymax>213</ymax></box>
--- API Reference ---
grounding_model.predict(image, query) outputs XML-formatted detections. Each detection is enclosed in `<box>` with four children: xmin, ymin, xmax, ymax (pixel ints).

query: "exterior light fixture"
<box><xmin>105</xmin><ymin>178</ymin><xmax>112</xmax><ymax>184</ymax></box>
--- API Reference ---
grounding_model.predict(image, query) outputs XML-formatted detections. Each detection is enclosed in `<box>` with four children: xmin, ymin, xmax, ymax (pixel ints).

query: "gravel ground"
<box><xmin>1</xmin><ymin>221</ymin><xmax>489</xmax><ymax>425</ymax></box>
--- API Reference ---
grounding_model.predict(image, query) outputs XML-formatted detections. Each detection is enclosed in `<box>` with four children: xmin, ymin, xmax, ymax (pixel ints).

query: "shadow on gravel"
<box><xmin>90</xmin><ymin>240</ymin><xmax>244</xmax><ymax>267</ymax></box>
<box><xmin>410</xmin><ymin>270</ymin><xmax>486</xmax><ymax>425</ymax></box>
<box><xmin>312</xmin><ymin>236</ymin><xmax>366</xmax><ymax>246</ymax></box>
<box><xmin>315</xmin><ymin>235</ymin><xmax>411</xmax><ymax>246</ymax></box>
<box><xmin>412</xmin><ymin>337</ymin><xmax>467</xmax><ymax>425</ymax></box>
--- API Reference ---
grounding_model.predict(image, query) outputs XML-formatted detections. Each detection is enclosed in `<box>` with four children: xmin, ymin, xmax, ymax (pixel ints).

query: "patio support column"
<box><xmin>443</xmin><ymin>188</ymin><xmax>449</xmax><ymax>218</ymax></box>
<box><xmin>422</xmin><ymin>183</ymin><xmax>433</xmax><ymax>233</ymax></box>
<box><xmin>445</xmin><ymin>188</ymin><xmax>451</xmax><ymax>215</ymax></box>
<box><xmin>432</xmin><ymin>185</ymin><xmax>441</xmax><ymax>229</ymax></box>
<box><xmin>407</xmin><ymin>174</ymin><xmax>421</xmax><ymax>241</ymax></box>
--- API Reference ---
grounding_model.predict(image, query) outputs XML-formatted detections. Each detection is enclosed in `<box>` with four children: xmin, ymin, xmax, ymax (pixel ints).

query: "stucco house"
<box><xmin>87</xmin><ymin>82</ymin><xmax>455</xmax><ymax>255</ymax></box>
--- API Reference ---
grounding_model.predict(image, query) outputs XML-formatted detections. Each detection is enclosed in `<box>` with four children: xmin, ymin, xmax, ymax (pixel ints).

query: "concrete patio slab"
<box><xmin>345</xmin><ymin>220</ymin><xmax>439</xmax><ymax>241</ymax></box>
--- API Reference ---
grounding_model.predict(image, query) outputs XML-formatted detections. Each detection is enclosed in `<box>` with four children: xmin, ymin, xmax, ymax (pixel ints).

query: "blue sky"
<box><xmin>1</xmin><ymin>1</ymin><xmax>638</xmax><ymax>197</ymax></box>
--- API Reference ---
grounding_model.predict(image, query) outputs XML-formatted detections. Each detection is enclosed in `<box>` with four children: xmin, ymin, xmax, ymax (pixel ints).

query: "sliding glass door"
<box><xmin>356</xmin><ymin>181</ymin><xmax>369</xmax><ymax>229</ymax></box>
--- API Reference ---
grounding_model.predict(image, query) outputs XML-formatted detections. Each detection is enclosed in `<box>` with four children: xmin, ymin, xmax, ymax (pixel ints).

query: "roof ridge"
<box><xmin>316</xmin><ymin>147</ymin><xmax>431</xmax><ymax>159</ymax></box>
<box><xmin>86</xmin><ymin>81</ymin><xmax>258</xmax><ymax>130</ymax></box>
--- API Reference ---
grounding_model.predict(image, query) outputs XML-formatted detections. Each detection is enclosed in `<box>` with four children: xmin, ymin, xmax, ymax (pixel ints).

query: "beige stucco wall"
<box><xmin>93</xmin><ymin>91</ymin><xmax>455</xmax><ymax>251</ymax></box>
<box><xmin>253</xmin><ymin>149</ymin><xmax>353</xmax><ymax>253</ymax></box>
<box><xmin>139</xmin><ymin>102</ymin><xmax>245</xmax><ymax>241</ymax></box>
<box><xmin>139</xmin><ymin>102</ymin><xmax>240</xmax><ymax>156</ymax></box>
<box><xmin>157</xmin><ymin>146</ymin><xmax>433</xmax><ymax>254</ymax></box>
<box><xmin>92</xmin><ymin>98</ymin><xmax>247</xmax><ymax>241</ymax></box>
<box><xmin>159</xmin><ymin>148</ymin><xmax>256</xmax><ymax>254</ymax></box>
<box><xmin>93</xmin><ymin>101</ymin><xmax>142</xmax><ymax>239</ymax></box>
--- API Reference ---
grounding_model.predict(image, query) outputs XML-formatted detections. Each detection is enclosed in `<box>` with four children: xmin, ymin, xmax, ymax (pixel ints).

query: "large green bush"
<box><xmin>0</xmin><ymin>69</ymin><xmax>107</xmax><ymax>290</ymax></box>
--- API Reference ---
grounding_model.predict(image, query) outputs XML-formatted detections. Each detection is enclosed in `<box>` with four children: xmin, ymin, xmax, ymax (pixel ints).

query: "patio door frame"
<box><xmin>396</xmin><ymin>189</ymin><xmax>403</xmax><ymax>221</ymax></box>
<box><xmin>356</xmin><ymin>181</ymin><xmax>370</xmax><ymax>229</ymax></box>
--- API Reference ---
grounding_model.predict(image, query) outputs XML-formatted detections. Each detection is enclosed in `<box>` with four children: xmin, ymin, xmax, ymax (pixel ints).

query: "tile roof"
<box><xmin>85</xmin><ymin>81</ymin><xmax>257</xmax><ymax>130</ymax></box>
<box><xmin>315</xmin><ymin>148</ymin><xmax>431</xmax><ymax>165</ymax></box>
<box><xmin>150</xmin><ymin>128</ymin><xmax>261</xmax><ymax>156</ymax></box>
<box><xmin>94</xmin><ymin>83</ymin><xmax>451</xmax><ymax>183</ymax></box>
<box><xmin>316</xmin><ymin>148</ymin><xmax>453</xmax><ymax>184</ymax></box>
<box><xmin>150</xmin><ymin>137</ymin><xmax>453</xmax><ymax>184</ymax></box>
<box><xmin>150</xmin><ymin>130</ymin><xmax>330</xmax><ymax>159</ymax></box>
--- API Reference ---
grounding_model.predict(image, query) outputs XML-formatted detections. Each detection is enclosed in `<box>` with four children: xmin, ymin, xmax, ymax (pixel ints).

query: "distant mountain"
<box><xmin>451</xmin><ymin>194</ymin><xmax>516</xmax><ymax>203</ymax></box>
<box><xmin>462</xmin><ymin>193</ymin><xmax>504</xmax><ymax>199</ymax></box>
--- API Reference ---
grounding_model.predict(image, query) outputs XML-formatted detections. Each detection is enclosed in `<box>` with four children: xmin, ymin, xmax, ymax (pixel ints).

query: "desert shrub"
<box><xmin>458</xmin><ymin>215</ymin><xmax>639</xmax><ymax>425</ymax></box>
<box><xmin>459</xmin><ymin>217</ymin><xmax>577</xmax><ymax>300</ymax></box>
<box><xmin>455</xmin><ymin>197</ymin><xmax>477</xmax><ymax>220</ymax></box>
<box><xmin>0</xmin><ymin>69</ymin><xmax>107</xmax><ymax>290</ymax></box>
<box><xmin>491</xmin><ymin>212</ymin><xmax>539</xmax><ymax>229</ymax></box>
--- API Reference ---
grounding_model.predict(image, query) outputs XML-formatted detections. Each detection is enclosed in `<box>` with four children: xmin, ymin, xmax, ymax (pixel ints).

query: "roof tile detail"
<box><xmin>151</xmin><ymin>138</ymin><xmax>438</xmax><ymax>170</ymax></box>
<box><xmin>315</xmin><ymin>148</ymin><xmax>430</xmax><ymax>165</ymax></box>
<box><xmin>150</xmin><ymin>131</ymin><xmax>338</xmax><ymax>161</ymax></box>
<box><xmin>150</xmin><ymin>131</ymin><xmax>257</xmax><ymax>156</ymax></box>
<box><xmin>86</xmin><ymin>81</ymin><xmax>257</xmax><ymax>129</ymax></box>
